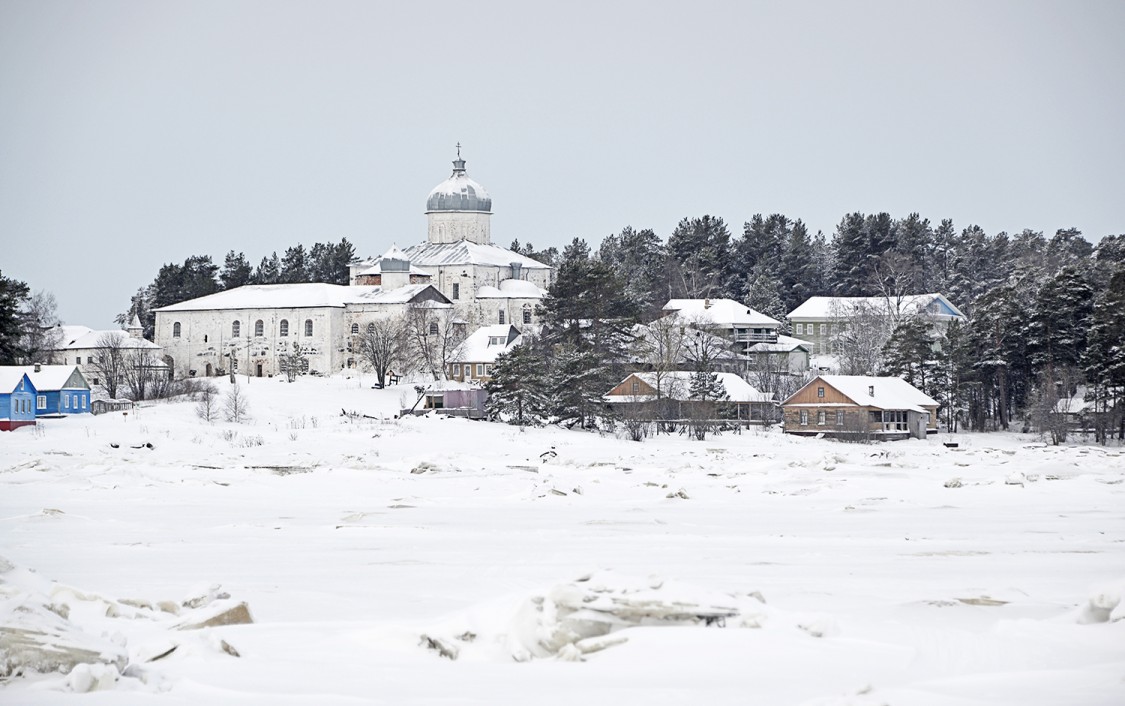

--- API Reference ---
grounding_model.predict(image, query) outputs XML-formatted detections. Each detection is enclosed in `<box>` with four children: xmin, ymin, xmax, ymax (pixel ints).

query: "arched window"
<box><xmin>351</xmin><ymin>323</ymin><xmax>359</xmax><ymax>335</ymax></box>
<box><xmin>232</xmin><ymin>320</ymin><xmax>241</xmax><ymax>338</ymax></box>
<box><xmin>254</xmin><ymin>319</ymin><xmax>264</xmax><ymax>337</ymax></box>
<box><xmin>522</xmin><ymin>305</ymin><xmax>532</xmax><ymax>325</ymax></box>
<box><xmin>498</xmin><ymin>310</ymin><xmax>505</xmax><ymax>325</ymax></box>
<box><xmin>367</xmin><ymin>322</ymin><xmax>375</xmax><ymax>333</ymax></box>
<box><xmin>304</xmin><ymin>319</ymin><xmax>313</xmax><ymax>336</ymax></box>
<box><xmin>173</xmin><ymin>322</ymin><xmax>181</xmax><ymax>337</ymax></box>
<box><xmin>428</xmin><ymin>321</ymin><xmax>439</xmax><ymax>335</ymax></box>
<box><xmin>280</xmin><ymin>320</ymin><xmax>289</xmax><ymax>337</ymax></box>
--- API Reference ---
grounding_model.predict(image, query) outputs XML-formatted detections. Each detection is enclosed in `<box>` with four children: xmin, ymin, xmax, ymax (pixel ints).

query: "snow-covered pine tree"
<box><xmin>485</xmin><ymin>344</ymin><xmax>549</xmax><ymax>425</ymax></box>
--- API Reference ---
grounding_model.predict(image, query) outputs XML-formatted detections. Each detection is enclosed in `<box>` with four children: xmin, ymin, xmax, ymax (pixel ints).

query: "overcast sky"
<box><xmin>2</xmin><ymin>0</ymin><xmax>1123</xmax><ymax>328</ymax></box>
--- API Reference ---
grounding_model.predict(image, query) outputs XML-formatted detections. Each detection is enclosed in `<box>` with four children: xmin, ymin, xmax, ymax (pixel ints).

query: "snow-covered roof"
<box><xmin>610</xmin><ymin>372</ymin><xmax>773</xmax><ymax>403</ymax></box>
<box><xmin>787</xmin><ymin>294</ymin><xmax>965</xmax><ymax>320</ymax></box>
<box><xmin>403</xmin><ymin>241</ymin><xmax>552</xmax><ymax>269</ymax></box>
<box><xmin>0</xmin><ymin>369</ymin><xmax>35</xmax><ymax>394</ymax></box>
<box><xmin>745</xmin><ymin>335</ymin><xmax>813</xmax><ymax>354</ymax></box>
<box><xmin>58</xmin><ymin>328</ymin><xmax>162</xmax><ymax>351</ymax></box>
<box><xmin>346</xmin><ymin>284</ymin><xmax>450</xmax><ymax>306</ymax></box>
<box><xmin>476</xmin><ymin>279</ymin><xmax>547</xmax><ymax>299</ymax></box>
<box><xmin>662</xmin><ymin>299</ymin><xmax>781</xmax><ymax>328</ymax></box>
<box><xmin>15</xmin><ymin>365</ymin><xmax>88</xmax><ymax>391</ymax></box>
<box><xmin>358</xmin><ymin>245</ymin><xmax>432</xmax><ymax>277</ymax></box>
<box><xmin>156</xmin><ymin>283</ymin><xmax>373</xmax><ymax>312</ymax></box>
<box><xmin>785</xmin><ymin>375</ymin><xmax>938</xmax><ymax>412</ymax></box>
<box><xmin>455</xmin><ymin>325</ymin><xmax>522</xmax><ymax>363</ymax></box>
<box><xmin>155</xmin><ymin>283</ymin><xmax>449</xmax><ymax>313</ymax></box>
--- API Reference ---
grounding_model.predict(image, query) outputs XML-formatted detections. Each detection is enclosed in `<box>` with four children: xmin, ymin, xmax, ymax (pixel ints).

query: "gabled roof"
<box><xmin>454</xmin><ymin>325</ymin><xmax>522</xmax><ymax>363</ymax></box>
<box><xmin>662</xmin><ymin>299</ymin><xmax>781</xmax><ymax>327</ymax></box>
<box><xmin>0</xmin><ymin>369</ymin><xmax>36</xmax><ymax>395</ymax></box>
<box><xmin>57</xmin><ymin>328</ymin><xmax>162</xmax><ymax>351</ymax></box>
<box><xmin>346</xmin><ymin>283</ymin><xmax>451</xmax><ymax>306</ymax></box>
<box><xmin>787</xmin><ymin>294</ymin><xmax>965</xmax><ymax>320</ymax></box>
<box><xmin>358</xmin><ymin>244</ymin><xmax>432</xmax><ymax>276</ymax></box>
<box><xmin>609</xmin><ymin>371</ymin><xmax>773</xmax><ymax>403</ymax></box>
<box><xmin>17</xmin><ymin>365</ymin><xmax>89</xmax><ymax>391</ymax></box>
<box><xmin>402</xmin><ymin>240</ymin><xmax>552</xmax><ymax>269</ymax></box>
<box><xmin>745</xmin><ymin>334</ymin><xmax>813</xmax><ymax>354</ymax></box>
<box><xmin>782</xmin><ymin>375</ymin><xmax>938</xmax><ymax>412</ymax></box>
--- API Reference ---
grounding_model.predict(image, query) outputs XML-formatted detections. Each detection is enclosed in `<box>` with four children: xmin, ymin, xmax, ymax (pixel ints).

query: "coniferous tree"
<box><xmin>780</xmin><ymin>220</ymin><xmax>820</xmax><ymax>314</ymax></box>
<box><xmin>539</xmin><ymin>238</ymin><xmax>637</xmax><ymax>427</ymax></box>
<box><xmin>280</xmin><ymin>245</ymin><xmax>309</xmax><ymax>283</ymax></box>
<box><xmin>485</xmin><ymin>343</ymin><xmax>549</xmax><ymax>425</ymax></box>
<box><xmin>891</xmin><ymin>213</ymin><xmax>933</xmax><ymax>292</ymax></box>
<box><xmin>597</xmin><ymin>226</ymin><xmax>668</xmax><ymax>320</ymax></box>
<box><xmin>1029</xmin><ymin>266</ymin><xmax>1094</xmax><ymax>375</ymax></box>
<box><xmin>667</xmin><ymin>215</ymin><xmax>731</xmax><ymax>298</ymax></box>
<box><xmin>220</xmin><ymin>251</ymin><xmax>253</xmax><ymax>290</ymax></box>
<box><xmin>832</xmin><ymin>212</ymin><xmax>868</xmax><ymax>295</ymax></box>
<box><xmin>1084</xmin><ymin>269</ymin><xmax>1125</xmax><ymax>442</ymax></box>
<box><xmin>0</xmin><ymin>271</ymin><xmax>31</xmax><ymax>364</ymax></box>
<box><xmin>253</xmin><ymin>252</ymin><xmax>282</xmax><ymax>284</ymax></box>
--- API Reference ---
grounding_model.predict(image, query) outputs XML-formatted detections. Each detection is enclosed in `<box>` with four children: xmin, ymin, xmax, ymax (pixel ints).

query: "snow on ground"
<box><xmin>1</xmin><ymin>373</ymin><xmax>1123</xmax><ymax>705</ymax></box>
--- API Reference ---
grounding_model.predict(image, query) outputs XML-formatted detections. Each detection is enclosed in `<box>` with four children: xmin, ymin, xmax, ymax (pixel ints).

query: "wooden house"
<box><xmin>606</xmin><ymin>371</ymin><xmax>776</xmax><ymax>422</ymax></box>
<box><xmin>448</xmin><ymin>324</ymin><xmax>522</xmax><ymax>384</ymax></box>
<box><xmin>0</xmin><ymin>369</ymin><xmax>38</xmax><ymax>431</ymax></box>
<box><xmin>20</xmin><ymin>365</ymin><xmax>91</xmax><ymax>416</ymax></box>
<box><xmin>781</xmin><ymin>375</ymin><xmax>938</xmax><ymax>440</ymax></box>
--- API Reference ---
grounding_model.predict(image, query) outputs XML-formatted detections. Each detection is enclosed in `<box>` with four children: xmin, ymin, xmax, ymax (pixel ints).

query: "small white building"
<box><xmin>448</xmin><ymin>324</ymin><xmax>523</xmax><ymax>384</ymax></box>
<box><xmin>52</xmin><ymin>318</ymin><xmax>166</xmax><ymax>391</ymax></box>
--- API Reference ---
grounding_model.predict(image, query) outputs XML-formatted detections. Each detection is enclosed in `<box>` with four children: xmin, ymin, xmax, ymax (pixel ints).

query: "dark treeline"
<box><xmin>505</xmin><ymin>213</ymin><xmax>1125</xmax><ymax>440</ymax></box>
<box><xmin>118</xmin><ymin>238</ymin><xmax>356</xmax><ymax>339</ymax></box>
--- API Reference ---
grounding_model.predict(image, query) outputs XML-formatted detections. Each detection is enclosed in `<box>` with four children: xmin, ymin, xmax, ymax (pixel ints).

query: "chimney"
<box><xmin>868</xmin><ymin>385</ymin><xmax>875</xmax><ymax>397</ymax></box>
<box><xmin>34</xmin><ymin>363</ymin><xmax>41</xmax><ymax>373</ymax></box>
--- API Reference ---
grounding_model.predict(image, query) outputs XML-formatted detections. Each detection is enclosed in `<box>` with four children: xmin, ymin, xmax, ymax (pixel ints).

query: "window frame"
<box><xmin>280</xmin><ymin>320</ymin><xmax>289</xmax><ymax>337</ymax></box>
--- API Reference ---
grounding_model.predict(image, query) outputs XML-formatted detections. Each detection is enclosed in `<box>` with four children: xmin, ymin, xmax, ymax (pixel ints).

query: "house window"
<box><xmin>351</xmin><ymin>323</ymin><xmax>359</xmax><ymax>335</ymax></box>
<box><xmin>254</xmin><ymin>320</ymin><xmax>264</xmax><ymax>337</ymax></box>
<box><xmin>817</xmin><ymin>410</ymin><xmax>826</xmax><ymax>425</ymax></box>
<box><xmin>304</xmin><ymin>320</ymin><xmax>313</xmax><ymax>336</ymax></box>
<box><xmin>37</xmin><ymin>395</ymin><xmax>46</xmax><ymax>410</ymax></box>
<box><xmin>476</xmin><ymin>363</ymin><xmax>485</xmax><ymax>377</ymax></box>
<box><xmin>799</xmin><ymin>410</ymin><xmax>809</xmax><ymax>425</ymax></box>
<box><xmin>64</xmin><ymin>395</ymin><xmax>69</xmax><ymax>409</ymax></box>
<box><xmin>173</xmin><ymin>322</ymin><xmax>181</xmax><ymax>337</ymax></box>
<box><xmin>498</xmin><ymin>310</ymin><xmax>505</xmax><ymax>325</ymax></box>
<box><xmin>452</xmin><ymin>283</ymin><xmax>460</xmax><ymax>300</ymax></box>
<box><xmin>453</xmin><ymin>364</ymin><xmax>461</xmax><ymax>378</ymax></box>
<box><xmin>836</xmin><ymin>410</ymin><xmax>844</xmax><ymax>425</ymax></box>
<box><xmin>632</xmin><ymin>381</ymin><xmax>639</xmax><ymax>394</ymax></box>
<box><xmin>817</xmin><ymin>386</ymin><xmax>825</xmax><ymax>398</ymax></box>
<box><xmin>280</xmin><ymin>320</ymin><xmax>289</xmax><ymax>337</ymax></box>
<box><xmin>523</xmin><ymin>305</ymin><xmax>532</xmax><ymax>324</ymax></box>
<box><xmin>367</xmin><ymin>322</ymin><xmax>375</xmax><ymax>333</ymax></box>
<box><xmin>795</xmin><ymin>323</ymin><xmax>803</xmax><ymax>335</ymax></box>
<box><xmin>82</xmin><ymin>396</ymin><xmax>87</xmax><ymax>410</ymax></box>
<box><xmin>76</xmin><ymin>356</ymin><xmax>82</xmax><ymax>364</ymax></box>
<box><xmin>429</xmin><ymin>322</ymin><xmax>439</xmax><ymax>335</ymax></box>
<box><xmin>819</xmin><ymin>323</ymin><xmax>827</xmax><ymax>336</ymax></box>
<box><xmin>232</xmin><ymin>320</ymin><xmax>241</xmax><ymax>338</ymax></box>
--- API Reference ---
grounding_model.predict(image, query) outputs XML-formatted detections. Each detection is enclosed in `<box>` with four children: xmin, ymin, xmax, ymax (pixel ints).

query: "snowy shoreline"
<box><xmin>3</xmin><ymin>374</ymin><xmax>1123</xmax><ymax>704</ymax></box>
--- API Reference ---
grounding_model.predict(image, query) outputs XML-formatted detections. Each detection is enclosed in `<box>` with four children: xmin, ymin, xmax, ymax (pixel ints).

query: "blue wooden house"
<box><xmin>0</xmin><ymin>369</ymin><xmax>38</xmax><ymax>431</ymax></box>
<box><xmin>21</xmin><ymin>365</ymin><xmax>92</xmax><ymax>416</ymax></box>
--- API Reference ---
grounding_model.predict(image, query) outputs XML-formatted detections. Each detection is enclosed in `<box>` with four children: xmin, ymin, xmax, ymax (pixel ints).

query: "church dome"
<box><xmin>426</xmin><ymin>151</ymin><xmax>492</xmax><ymax>213</ymax></box>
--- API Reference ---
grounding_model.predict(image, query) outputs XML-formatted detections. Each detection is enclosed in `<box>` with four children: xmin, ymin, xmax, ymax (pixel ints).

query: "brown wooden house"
<box><xmin>781</xmin><ymin>375</ymin><xmax>939</xmax><ymax>440</ymax></box>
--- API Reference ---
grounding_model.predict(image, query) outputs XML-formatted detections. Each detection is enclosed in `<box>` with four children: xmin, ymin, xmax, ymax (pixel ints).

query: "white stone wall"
<box><xmin>156</xmin><ymin>307</ymin><xmax>346</xmax><ymax>378</ymax></box>
<box><xmin>426</xmin><ymin>211</ymin><xmax>491</xmax><ymax>245</ymax></box>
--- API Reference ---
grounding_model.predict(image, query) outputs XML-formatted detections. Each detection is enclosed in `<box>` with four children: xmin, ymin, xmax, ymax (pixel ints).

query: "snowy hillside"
<box><xmin>2</xmin><ymin>374</ymin><xmax>1124</xmax><ymax>705</ymax></box>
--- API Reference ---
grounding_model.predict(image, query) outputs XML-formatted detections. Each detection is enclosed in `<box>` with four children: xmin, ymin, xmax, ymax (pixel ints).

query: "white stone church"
<box><xmin>154</xmin><ymin>151</ymin><xmax>553</xmax><ymax>379</ymax></box>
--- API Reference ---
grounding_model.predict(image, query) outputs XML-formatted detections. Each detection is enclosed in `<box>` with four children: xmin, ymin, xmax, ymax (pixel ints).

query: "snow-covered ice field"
<box><xmin>2</xmin><ymin>374</ymin><xmax>1124</xmax><ymax>705</ymax></box>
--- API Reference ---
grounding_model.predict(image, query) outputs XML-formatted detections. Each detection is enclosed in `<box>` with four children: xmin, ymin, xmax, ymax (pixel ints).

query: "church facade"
<box><xmin>154</xmin><ymin>151</ymin><xmax>553</xmax><ymax>379</ymax></box>
<box><xmin>350</xmin><ymin>150</ymin><xmax>553</xmax><ymax>327</ymax></box>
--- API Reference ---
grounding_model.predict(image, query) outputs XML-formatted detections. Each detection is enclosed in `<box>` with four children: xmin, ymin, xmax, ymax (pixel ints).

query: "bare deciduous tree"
<box><xmin>828</xmin><ymin>300</ymin><xmax>896</xmax><ymax>376</ymax></box>
<box><xmin>18</xmin><ymin>290</ymin><xmax>63</xmax><ymax>364</ymax></box>
<box><xmin>404</xmin><ymin>304</ymin><xmax>466</xmax><ymax>380</ymax></box>
<box><xmin>223</xmin><ymin>382</ymin><xmax>250</xmax><ymax>423</ymax></box>
<box><xmin>122</xmin><ymin>346</ymin><xmax>166</xmax><ymax>401</ymax></box>
<box><xmin>357</xmin><ymin>317</ymin><xmax>409</xmax><ymax>388</ymax></box>
<box><xmin>91</xmin><ymin>333</ymin><xmax>128</xmax><ymax>399</ymax></box>
<box><xmin>195</xmin><ymin>382</ymin><xmax>219</xmax><ymax>422</ymax></box>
